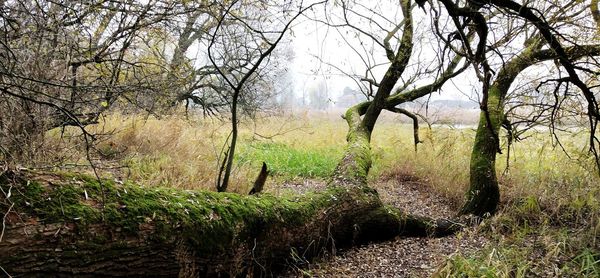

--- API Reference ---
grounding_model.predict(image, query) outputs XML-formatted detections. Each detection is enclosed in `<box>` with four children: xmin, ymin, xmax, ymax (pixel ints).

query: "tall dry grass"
<box><xmin>42</xmin><ymin>112</ymin><xmax>356</xmax><ymax>192</ymax></box>
<box><xmin>404</xmin><ymin>126</ymin><xmax>600</xmax><ymax>277</ymax></box>
<box><xmin>40</xmin><ymin>111</ymin><xmax>600</xmax><ymax>205</ymax></box>
<box><xmin>38</xmin><ymin>111</ymin><xmax>421</xmax><ymax>191</ymax></box>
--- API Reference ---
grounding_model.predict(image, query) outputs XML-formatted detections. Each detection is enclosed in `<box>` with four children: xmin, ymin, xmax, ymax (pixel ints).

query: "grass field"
<box><xmin>40</xmin><ymin>111</ymin><xmax>600</xmax><ymax>276</ymax></box>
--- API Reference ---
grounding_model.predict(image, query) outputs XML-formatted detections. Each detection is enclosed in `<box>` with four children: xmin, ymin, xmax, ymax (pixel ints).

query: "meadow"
<box><xmin>39</xmin><ymin>111</ymin><xmax>600</xmax><ymax>276</ymax></box>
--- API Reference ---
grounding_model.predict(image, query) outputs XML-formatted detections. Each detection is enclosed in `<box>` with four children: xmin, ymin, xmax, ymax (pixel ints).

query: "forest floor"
<box><xmin>279</xmin><ymin>172</ymin><xmax>488</xmax><ymax>277</ymax></box>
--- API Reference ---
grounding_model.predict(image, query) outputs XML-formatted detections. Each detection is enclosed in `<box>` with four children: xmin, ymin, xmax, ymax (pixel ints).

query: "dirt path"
<box><xmin>281</xmin><ymin>173</ymin><xmax>486</xmax><ymax>277</ymax></box>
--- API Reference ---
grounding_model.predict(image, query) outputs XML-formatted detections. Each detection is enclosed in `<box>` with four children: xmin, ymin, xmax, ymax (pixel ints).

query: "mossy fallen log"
<box><xmin>0</xmin><ymin>170</ymin><xmax>461</xmax><ymax>277</ymax></box>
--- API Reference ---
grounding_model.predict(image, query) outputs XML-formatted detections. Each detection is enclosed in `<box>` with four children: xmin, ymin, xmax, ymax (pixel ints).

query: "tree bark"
<box><xmin>592</xmin><ymin>0</ymin><xmax>600</xmax><ymax>33</ymax></box>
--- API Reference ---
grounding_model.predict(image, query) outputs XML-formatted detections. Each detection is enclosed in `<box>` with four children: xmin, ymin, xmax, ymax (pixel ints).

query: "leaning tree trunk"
<box><xmin>460</xmin><ymin>85</ymin><xmax>503</xmax><ymax>217</ymax></box>
<box><xmin>460</xmin><ymin>43</ymin><xmax>600</xmax><ymax>217</ymax></box>
<box><xmin>331</xmin><ymin>105</ymin><xmax>373</xmax><ymax>187</ymax></box>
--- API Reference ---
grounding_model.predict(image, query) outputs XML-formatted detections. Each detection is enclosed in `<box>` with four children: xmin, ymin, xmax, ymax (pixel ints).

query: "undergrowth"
<box><xmin>38</xmin><ymin>112</ymin><xmax>412</xmax><ymax>190</ymax></box>
<box><xmin>419</xmin><ymin>127</ymin><xmax>600</xmax><ymax>277</ymax></box>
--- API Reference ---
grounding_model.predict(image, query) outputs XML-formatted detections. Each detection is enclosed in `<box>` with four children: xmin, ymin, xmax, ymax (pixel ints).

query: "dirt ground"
<box><xmin>279</xmin><ymin>174</ymin><xmax>486</xmax><ymax>278</ymax></box>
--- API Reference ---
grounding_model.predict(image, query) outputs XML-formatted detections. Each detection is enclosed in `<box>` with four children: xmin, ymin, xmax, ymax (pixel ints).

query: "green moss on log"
<box><xmin>2</xmin><ymin>171</ymin><xmax>370</xmax><ymax>255</ymax></box>
<box><xmin>0</xmin><ymin>170</ymin><xmax>461</xmax><ymax>276</ymax></box>
<box><xmin>333</xmin><ymin>106</ymin><xmax>374</xmax><ymax>186</ymax></box>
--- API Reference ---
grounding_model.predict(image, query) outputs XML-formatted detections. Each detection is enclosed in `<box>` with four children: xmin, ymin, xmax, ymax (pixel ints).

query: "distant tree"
<box><xmin>308</xmin><ymin>79</ymin><xmax>329</xmax><ymax>110</ymax></box>
<box><xmin>336</xmin><ymin>86</ymin><xmax>366</xmax><ymax>108</ymax></box>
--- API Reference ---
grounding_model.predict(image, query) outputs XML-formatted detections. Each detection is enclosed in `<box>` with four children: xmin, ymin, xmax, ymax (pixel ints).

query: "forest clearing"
<box><xmin>1</xmin><ymin>0</ymin><xmax>600</xmax><ymax>277</ymax></box>
<box><xmin>3</xmin><ymin>113</ymin><xmax>600</xmax><ymax>276</ymax></box>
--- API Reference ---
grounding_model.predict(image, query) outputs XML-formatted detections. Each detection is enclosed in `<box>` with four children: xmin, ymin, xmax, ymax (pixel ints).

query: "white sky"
<box><xmin>285</xmin><ymin>1</ymin><xmax>479</xmax><ymax>103</ymax></box>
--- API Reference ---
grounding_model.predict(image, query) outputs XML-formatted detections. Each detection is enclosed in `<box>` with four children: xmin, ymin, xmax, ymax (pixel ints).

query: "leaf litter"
<box><xmin>282</xmin><ymin>173</ymin><xmax>487</xmax><ymax>277</ymax></box>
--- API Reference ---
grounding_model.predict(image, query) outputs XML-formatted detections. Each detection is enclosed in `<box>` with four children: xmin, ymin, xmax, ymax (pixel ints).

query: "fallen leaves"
<box><xmin>282</xmin><ymin>174</ymin><xmax>487</xmax><ymax>277</ymax></box>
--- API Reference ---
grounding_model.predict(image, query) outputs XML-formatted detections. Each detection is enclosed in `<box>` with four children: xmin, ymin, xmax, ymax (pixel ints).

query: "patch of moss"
<box><xmin>338</xmin><ymin>125</ymin><xmax>372</xmax><ymax>184</ymax></box>
<box><xmin>6</xmin><ymin>171</ymin><xmax>354</xmax><ymax>254</ymax></box>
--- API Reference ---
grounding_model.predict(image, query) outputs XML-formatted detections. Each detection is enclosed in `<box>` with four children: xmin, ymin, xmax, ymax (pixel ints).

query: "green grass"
<box><xmin>237</xmin><ymin>141</ymin><xmax>342</xmax><ymax>180</ymax></box>
<box><xmin>569</xmin><ymin>250</ymin><xmax>600</xmax><ymax>277</ymax></box>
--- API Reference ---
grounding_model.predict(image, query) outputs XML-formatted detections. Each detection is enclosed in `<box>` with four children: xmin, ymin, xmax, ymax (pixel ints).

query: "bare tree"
<box><xmin>0</xmin><ymin>0</ymin><xmax>291</xmax><ymax>168</ymax></box>
<box><xmin>0</xmin><ymin>0</ymin><xmax>190</xmax><ymax>162</ymax></box>
<box><xmin>209</xmin><ymin>0</ymin><xmax>326</xmax><ymax>192</ymax></box>
<box><xmin>431</xmin><ymin>0</ymin><xmax>600</xmax><ymax>216</ymax></box>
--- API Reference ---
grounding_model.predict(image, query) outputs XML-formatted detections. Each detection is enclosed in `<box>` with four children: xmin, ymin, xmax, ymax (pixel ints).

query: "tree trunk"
<box><xmin>217</xmin><ymin>89</ymin><xmax>239</xmax><ymax>193</ymax></box>
<box><xmin>460</xmin><ymin>44</ymin><xmax>600</xmax><ymax>217</ymax></box>
<box><xmin>332</xmin><ymin>106</ymin><xmax>373</xmax><ymax>187</ymax></box>
<box><xmin>0</xmin><ymin>168</ymin><xmax>459</xmax><ymax>277</ymax></box>
<box><xmin>592</xmin><ymin>0</ymin><xmax>600</xmax><ymax>33</ymax></box>
<box><xmin>460</xmin><ymin>85</ymin><xmax>502</xmax><ymax>217</ymax></box>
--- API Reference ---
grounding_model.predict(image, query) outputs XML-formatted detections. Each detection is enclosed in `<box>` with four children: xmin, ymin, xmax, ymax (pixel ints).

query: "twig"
<box><xmin>0</xmin><ymin>265</ymin><xmax>12</xmax><ymax>278</ymax></box>
<box><xmin>0</xmin><ymin>203</ymin><xmax>14</xmax><ymax>243</ymax></box>
<box><xmin>251</xmin><ymin>238</ymin><xmax>266</xmax><ymax>273</ymax></box>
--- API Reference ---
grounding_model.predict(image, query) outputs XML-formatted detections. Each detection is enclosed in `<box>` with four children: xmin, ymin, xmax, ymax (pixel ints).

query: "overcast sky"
<box><xmin>285</xmin><ymin>2</ymin><xmax>479</xmax><ymax>104</ymax></box>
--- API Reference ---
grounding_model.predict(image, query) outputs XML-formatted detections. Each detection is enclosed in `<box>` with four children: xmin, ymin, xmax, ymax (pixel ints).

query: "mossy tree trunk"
<box><xmin>461</xmin><ymin>39</ymin><xmax>545</xmax><ymax>217</ymax></box>
<box><xmin>332</xmin><ymin>0</ymin><xmax>413</xmax><ymax>186</ymax></box>
<box><xmin>0</xmin><ymin>169</ymin><xmax>459</xmax><ymax>277</ymax></box>
<box><xmin>332</xmin><ymin>105</ymin><xmax>373</xmax><ymax>187</ymax></box>
<box><xmin>461</xmin><ymin>43</ymin><xmax>600</xmax><ymax>217</ymax></box>
<box><xmin>461</xmin><ymin>86</ymin><xmax>503</xmax><ymax>217</ymax></box>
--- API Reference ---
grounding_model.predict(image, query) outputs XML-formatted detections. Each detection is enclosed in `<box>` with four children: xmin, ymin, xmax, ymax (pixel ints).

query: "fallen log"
<box><xmin>0</xmin><ymin>170</ymin><xmax>461</xmax><ymax>277</ymax></box>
